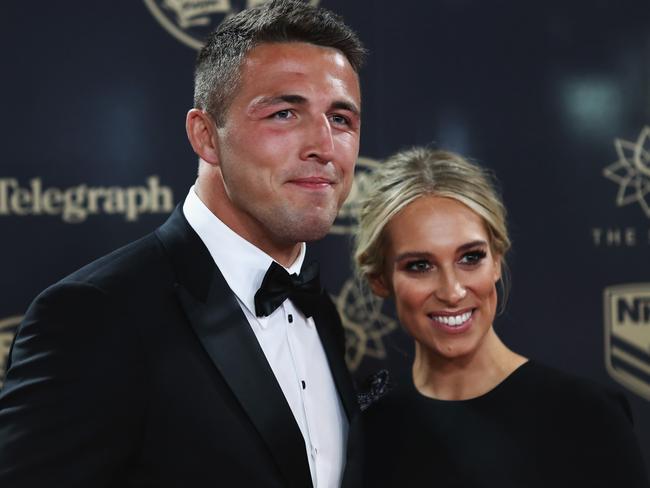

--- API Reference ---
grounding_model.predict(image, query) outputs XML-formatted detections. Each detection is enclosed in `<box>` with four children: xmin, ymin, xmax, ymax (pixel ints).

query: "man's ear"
<box><xmin>369</xmin><ymin>272</ymin><xmax>391</xmax><ymax>298</ymax></box>
<box><xmin>186</xmin><ymin>109</ymin><xmax>220</xmax><ymax>165</ymax></box>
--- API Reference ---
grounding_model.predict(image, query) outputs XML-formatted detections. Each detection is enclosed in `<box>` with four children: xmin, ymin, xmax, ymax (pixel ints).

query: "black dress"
<box><xmin>362</xmin><ymin>361</ymin><xmax>649</xmax><ymax>487</ymax></box>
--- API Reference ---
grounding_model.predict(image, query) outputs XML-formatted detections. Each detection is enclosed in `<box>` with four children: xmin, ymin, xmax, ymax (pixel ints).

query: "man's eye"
<box><xmin>459</xmin><ymin>250</ymin><xmax>487</xmax><ymax>265</ymax></box>
<box><xmin>405</xmin><ymin>260</ymin><xmax>431</xmax><ymax>272</ymax></box>
<box><xmin>330</xmin><ymin>114</ymin><xmax>349</xmax><ymax>126</ymax></box>
<box><xmin>273</xmin><ymin>110</ymin><xmax>293</xmax><ymax>119</ymax></box>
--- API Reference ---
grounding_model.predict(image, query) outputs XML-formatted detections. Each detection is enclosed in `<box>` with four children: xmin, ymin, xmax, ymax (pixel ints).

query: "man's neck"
<box><xmin>194</xmin><ymin>177</ymin><xmax>303</xmax><ymax>268</ymax></box>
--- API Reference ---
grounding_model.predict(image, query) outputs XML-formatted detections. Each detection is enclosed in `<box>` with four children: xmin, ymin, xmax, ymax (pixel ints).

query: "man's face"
<box><xmin>214</xmin><ymin>41</ymin><xmax>361</xmax><ymax>249</ymax></box>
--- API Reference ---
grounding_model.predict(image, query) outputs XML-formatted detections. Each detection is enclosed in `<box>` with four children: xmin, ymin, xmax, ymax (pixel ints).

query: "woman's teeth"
<box><xmin>430</xmin><ymin>310</ymin><xmax>473</xmax><ymax>327</ymax></box>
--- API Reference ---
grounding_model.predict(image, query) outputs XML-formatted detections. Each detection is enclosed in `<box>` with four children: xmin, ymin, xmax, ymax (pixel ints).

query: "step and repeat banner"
<box><xmin>2</xmin><ymin>0</ymin><xmax>649</xmax><ymax>476</ymax></box>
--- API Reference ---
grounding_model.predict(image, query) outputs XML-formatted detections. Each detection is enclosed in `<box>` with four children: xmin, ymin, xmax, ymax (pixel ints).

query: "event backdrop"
<box><xmin>2</xmin><ymin>0</ymin><xmax>650</xmax><ymax>476</ymax></box>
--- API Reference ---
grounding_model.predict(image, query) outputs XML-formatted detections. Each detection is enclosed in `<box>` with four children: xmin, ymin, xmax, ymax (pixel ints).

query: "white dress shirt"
<box><xmin>183</xmin><ymin>187</ymin><xmax>348</xmax><ymax>488</ymax></box>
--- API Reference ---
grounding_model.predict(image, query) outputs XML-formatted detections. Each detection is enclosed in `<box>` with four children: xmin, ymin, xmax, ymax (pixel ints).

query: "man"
<box><xmin>0</xmin><ymin>1</ymin><xmax>365</xmax><ymax>486</ymax></box>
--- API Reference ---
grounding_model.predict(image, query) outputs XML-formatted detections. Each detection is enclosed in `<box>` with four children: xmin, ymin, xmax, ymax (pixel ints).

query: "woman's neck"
<box><xmin>412</xmin><ymin>328</ymin><xmax>527</xmax><ymax>401</ymax></box>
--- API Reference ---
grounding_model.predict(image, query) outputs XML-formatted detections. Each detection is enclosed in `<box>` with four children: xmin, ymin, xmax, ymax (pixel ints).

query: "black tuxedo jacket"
<box><xmin>0</xmin><ymin>206</ymin><xmax>362</xmax><ymax>487</ymax></box>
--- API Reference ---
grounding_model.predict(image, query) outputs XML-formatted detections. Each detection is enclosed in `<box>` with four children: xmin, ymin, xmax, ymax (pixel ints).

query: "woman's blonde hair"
<box><xmin>354</xmin><ymin>147</ymin><xmax>511</xmax><ymax>305</ymax></box>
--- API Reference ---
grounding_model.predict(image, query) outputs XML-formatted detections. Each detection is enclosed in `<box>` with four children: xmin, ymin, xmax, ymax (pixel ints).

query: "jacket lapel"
<box><xmin>313</xmin><ymin>292</ymin><xmax>363</xmax><ymax>488</ymax></box>
<box><xmin>313</xmin><ymin>292</ymin><xmax>360</xmax><ymax>424</ymax></box>
<box><xmin>156</xmin><ymin>207</ymin><xmax>312</xmax><ymax>488</ymax></box>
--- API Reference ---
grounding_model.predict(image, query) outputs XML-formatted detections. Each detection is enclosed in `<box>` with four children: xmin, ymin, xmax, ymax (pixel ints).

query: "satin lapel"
<box><xmin>313</xmin><ymin>293</ymin><xmax>363</xmax><ymax>487</ymax></box>
<box><xmin>156</xmin><ymin>207</ymin><xmax>312</xmax><ymax>488</ymax></box>
<box><xmin>313</xmin><ymin>292</ymin><xmax>360</xmax><ymax>423</ymax></box>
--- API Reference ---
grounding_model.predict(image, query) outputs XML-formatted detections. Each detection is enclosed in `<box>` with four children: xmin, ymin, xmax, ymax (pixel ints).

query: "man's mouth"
<box><xmin>289</xmin><ymin>177</ymin><xmax>334</xmax><ymax>189</ymax></box>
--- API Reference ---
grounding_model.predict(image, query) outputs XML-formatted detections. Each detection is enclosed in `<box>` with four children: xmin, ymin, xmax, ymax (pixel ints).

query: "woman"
<box><xmin>355</xmin><ymin>147</ymin><xmax>648</xmax><ymax>487</ymax></box>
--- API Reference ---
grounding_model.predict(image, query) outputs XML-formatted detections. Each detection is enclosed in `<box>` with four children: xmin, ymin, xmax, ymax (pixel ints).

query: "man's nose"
<box><xmin>301</xmin><ymin>114</ymin><xmax>335</xmax><ymax>164</ymax></box>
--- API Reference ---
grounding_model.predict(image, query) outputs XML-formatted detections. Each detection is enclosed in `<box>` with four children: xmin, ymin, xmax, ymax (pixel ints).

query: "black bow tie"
<box><xmin>254</xmin><ymin>261</ymin><xmax>321</xmax><ymax>318</ymax></box>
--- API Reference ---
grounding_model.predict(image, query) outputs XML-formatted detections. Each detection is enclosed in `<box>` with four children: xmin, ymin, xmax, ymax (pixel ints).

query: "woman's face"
<box><xmin>371</xmin><ymin>195</ymin><xmax>501</xmax><ymax>361</ymax></box>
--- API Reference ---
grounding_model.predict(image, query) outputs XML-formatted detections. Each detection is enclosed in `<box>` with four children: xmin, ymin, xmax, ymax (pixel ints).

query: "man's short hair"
<box><xmin>194</xmin><ymin>0</ymin><xmax>366</xmax><ymax>126</ymax></box>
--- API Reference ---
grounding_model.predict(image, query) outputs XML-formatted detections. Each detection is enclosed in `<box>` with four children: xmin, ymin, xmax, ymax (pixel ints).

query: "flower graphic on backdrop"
<box><xmin>330</xmin><ymin>157</ymin><xmax>399</xmax><ymax>371</ymax></box>
<box><xmin>144</xmin><ymin>0</ymin><xmax>321</xmax><ymax>50</ymax></box>
<box><xmin>603</xmin><ymin>126</ymin><xmax>650</xmax><ymax>218</ymax></box>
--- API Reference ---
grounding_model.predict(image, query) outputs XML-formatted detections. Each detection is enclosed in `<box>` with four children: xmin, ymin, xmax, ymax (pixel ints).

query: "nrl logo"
<box><xmin>0</xmin><ymin>315</ymin><xmax>22</xmax><ymax>389</ymax></box>
<box><xmin>604</xmin><ymin>284</ymin><xmax>650</xmax><ymax>401</ymax></box>
<box><xmin>603</xmin><ymin>126</ymin><xmax>650</xmax><ymax>218</ymax></box>
<box><xmin>144</xmin><ymin>0</ymin><xmax>321</xmax><ymax>50</ymax></box>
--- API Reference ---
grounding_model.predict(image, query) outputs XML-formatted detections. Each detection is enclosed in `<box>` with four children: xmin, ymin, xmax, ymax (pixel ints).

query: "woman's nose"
<box><xmin>434</xmin><ymin>269</ymin><xmax>467</xmax><ymax>305</ymax></box>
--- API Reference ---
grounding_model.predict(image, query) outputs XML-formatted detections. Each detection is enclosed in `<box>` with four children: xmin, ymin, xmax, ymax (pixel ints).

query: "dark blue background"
<box><xmin>2</xmin><ymin>0</ymin><xmax>649</xmax><ymax>476</ymax></box>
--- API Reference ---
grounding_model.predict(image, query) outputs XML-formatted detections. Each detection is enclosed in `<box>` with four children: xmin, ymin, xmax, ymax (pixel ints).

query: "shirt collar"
<box><xmin>182</xmin><ymin>186</ymin><xmax>306</xmax><ymax>316</ymax></box>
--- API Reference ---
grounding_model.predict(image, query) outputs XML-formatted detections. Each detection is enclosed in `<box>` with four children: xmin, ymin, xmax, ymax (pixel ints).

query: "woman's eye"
<box><xmin>459</xmin><ymin>250</ymin><xmax>486</xmax><ymax>265</ymax></box>
<box><xmin>405</xmin><ymin>260</ymin><xmax>431</xmax><ymax>272</ymax></box>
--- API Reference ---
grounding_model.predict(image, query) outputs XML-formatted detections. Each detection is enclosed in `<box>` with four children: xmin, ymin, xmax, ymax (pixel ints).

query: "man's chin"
<box><xmin>280</xmin><ymin>213</ymin><xmax>336</xmax><ymax>243</ymax></box>
<box><xmin>297</xmin><ymin>220</ymin><xmax>334</xmax><ymax>242</ymax></box>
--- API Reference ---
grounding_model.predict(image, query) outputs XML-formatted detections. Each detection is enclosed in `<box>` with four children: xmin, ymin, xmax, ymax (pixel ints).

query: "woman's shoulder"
<box><xmin>516</xmin><ymin>362</ymin><xmax>649</xmax><ymax>485</ymax></box>
<box><xmin>360</xmin><ymin>370</ymin><xmax>441</xmax><ymax>440</ymax></box>
<box><xmin>512</xmin><ymin>360</ymin><xmax>620</xmax><ymax>395</ymax></box>
<box><xmin>361</xmin><ymin>373</ymin><xmax>417</xmax><ymax>415</ymax></box>
<box><xmin>507</xmin><ymin>360</ymin><xmax>633</xmax><ymax>423</ymax></box>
